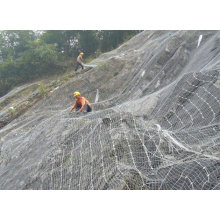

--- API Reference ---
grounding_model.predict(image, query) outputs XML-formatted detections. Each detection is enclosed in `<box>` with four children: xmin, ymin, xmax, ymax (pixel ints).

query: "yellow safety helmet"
<box><xmin>73</xmin><ymin>91</ymin><xmax>81</xmax><ymax>97</ymax></box>
<box><xmin>80</xmin><ymin>52</ymin><xmax>84</xmax><ymax>55</ymax></box>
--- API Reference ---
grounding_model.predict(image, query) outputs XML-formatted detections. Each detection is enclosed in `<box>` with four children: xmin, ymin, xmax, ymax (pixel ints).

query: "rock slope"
<box><xmin>0</xmin><ymin>30</ymin><xmax>220</xmax><ymax>189</ymax></box>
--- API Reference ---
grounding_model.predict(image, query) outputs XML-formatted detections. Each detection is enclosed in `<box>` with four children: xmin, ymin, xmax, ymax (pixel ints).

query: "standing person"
<box><xmin>70</xmin><ymin>91</ymin><xmax>92</xmax><ymax>113</ymax></box>
<box><xmin>75</xmin><ymin>52</ymin><xmax>84</xmax><ymax>71</ymax></box>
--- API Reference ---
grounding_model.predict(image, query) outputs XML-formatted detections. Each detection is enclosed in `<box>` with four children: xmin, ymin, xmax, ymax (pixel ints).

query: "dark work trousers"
<box><xmin>75</xmin><ymin>62</ymin><xmax>84</xmax><ymax>71</ymax></box>
<box><xmin>75</xmin><ymin>103</ymin><xmax>92</xmax><ymax>112</ymax></box>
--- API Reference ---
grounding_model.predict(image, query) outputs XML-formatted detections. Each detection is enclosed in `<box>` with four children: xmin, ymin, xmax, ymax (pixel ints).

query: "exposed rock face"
<box><xmin>0</xmin><ymin>30</ymin><xmax>220</xmax><ymax>189</ymax></box>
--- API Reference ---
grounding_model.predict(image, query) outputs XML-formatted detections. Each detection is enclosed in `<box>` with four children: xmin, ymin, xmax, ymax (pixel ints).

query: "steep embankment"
<box><xmin>0</xmin><ymin>67</ymin><xmax>92</xmax><ymax>130</ymax></box>
<box><xmin>0</xmin><ymin>30</ymin><xmax>220</xmax><ymax>189</ymax></box>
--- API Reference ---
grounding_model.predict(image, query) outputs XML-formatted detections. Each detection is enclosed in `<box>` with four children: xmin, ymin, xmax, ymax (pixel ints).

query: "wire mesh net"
<box><xmin>0</xmin><ymin>30</ymin><xmax>220</xmax><ymax>189</ymax></box>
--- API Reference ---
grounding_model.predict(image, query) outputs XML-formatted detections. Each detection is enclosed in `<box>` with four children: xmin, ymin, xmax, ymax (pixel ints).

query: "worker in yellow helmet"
<box><xmin>75</xmin><ymin>52</ymin><xmax>84</xmax><ymax>72</ymax></box>
<box><xmin>70</xmin><ymin>91</ymin><xmax>92</xmax><ymax>113</ymax></box>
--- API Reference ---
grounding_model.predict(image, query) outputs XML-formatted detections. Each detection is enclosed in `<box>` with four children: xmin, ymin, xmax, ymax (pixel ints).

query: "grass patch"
<box><xmin>51</xmin><ymin>80</ymin><xmax>60</xmax><ymax>87</ymax></box>
<box><xmin>8</xmin><ymin>107</ymin><xmax>17</xmax><ymax>116</ymax></box>
<box><xmin>60</xmin><ymin>75</ymin><xmax>71</xmax><ymax>83</ymax></box>
<box><xmin>39</xmin><ymin>82</ymin><xmax>50</xmax><ymax>97</ymax></box>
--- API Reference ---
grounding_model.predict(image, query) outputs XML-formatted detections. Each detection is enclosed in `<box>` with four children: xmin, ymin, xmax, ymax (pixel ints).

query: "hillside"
<box><xmin>0</xmin><ymin>30</ymin><xmax>220</xmax><ymax>189</ymax></box>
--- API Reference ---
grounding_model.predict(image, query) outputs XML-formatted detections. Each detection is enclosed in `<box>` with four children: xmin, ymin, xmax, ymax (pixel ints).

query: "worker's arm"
<box><xmin>79</xmin><ymin>99</ymin><xmax>86</xmax><ymax>112</ymax></box>
<box><xmin>70</xmin><ymin>101</ymin><xmax>77</xmax><ymax>112</ymax></box>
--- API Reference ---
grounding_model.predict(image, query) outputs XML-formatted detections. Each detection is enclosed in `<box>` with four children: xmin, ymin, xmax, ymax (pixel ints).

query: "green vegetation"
<box><xmin>38</xmin><ymin>82</ymin><xmax>50</xmax><ymax>97</ymax></box>
<box><xmin>8</xmin><ymin>107</ymin><xmax>16</xmax><ymax>115</ymax></box>
<box><xmin>60</xmin><ymin>75</ymin><xmax>71</xmax><ymax>83</ymax></box>
<box><xmin>0</xmin><ymin>30</ymin><xmax>141</xmax><ymax>97</ymax></box>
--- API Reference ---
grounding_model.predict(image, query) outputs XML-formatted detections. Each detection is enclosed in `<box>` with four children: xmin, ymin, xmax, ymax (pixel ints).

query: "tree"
<box><xmin>0</xmin><ymin>39</ymin><xmax>59</xmax><ymax>96</ymax></box>
<box><xmin>99</xmin><ymin>30</ymin><xmax>141</xmax><ymax>52</ymax></box>
<box><xmin>41</xmin><ymin>30</ymin><xmax>79</xmax><ymax>56</ymax></box>
<box><xmin>19</xmin><ymin>40</ymin><xmax>59</xmax><ymax>79</ymax></box>
<box><xmin>78</xmin><ymin>30</ymin><xmax>99</xmax><ymax>56</ymax></box>
<box><xmin>0</xmin><ymin>30</ymin><xmax>36</xmax><ymax>61</ymax></box>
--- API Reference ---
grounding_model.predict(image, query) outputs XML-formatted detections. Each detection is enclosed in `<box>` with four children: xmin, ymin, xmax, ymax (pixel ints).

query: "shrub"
<box><xmin>38</xmin><ymin>82</ymin><xmax>50</xmax><ymax>97</ymax></box>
